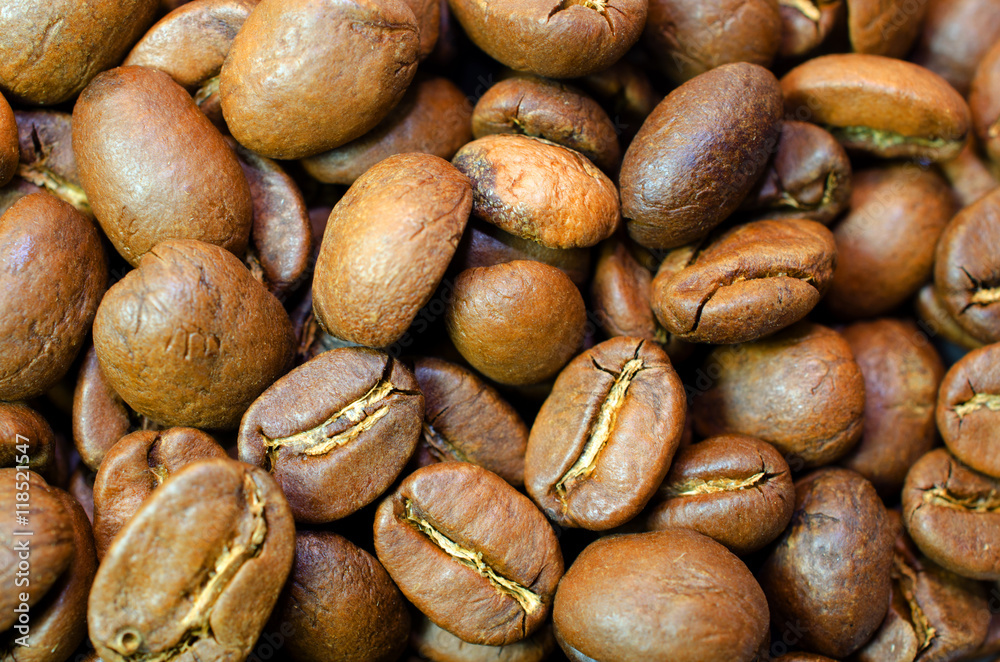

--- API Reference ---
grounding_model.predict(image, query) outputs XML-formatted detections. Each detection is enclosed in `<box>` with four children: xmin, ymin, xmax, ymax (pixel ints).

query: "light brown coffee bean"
<box><xmin>936</xmin><ymin>343</ymin><xmax>1000</xmax><ymax>479</ymax></box>
<box><xmin>0</xmin><ymin>93</ymin><xmax>15</xmax><ymax>187</ymax></box>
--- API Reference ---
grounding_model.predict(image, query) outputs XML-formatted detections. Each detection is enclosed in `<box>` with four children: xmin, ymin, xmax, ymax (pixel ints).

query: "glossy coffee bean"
<box><xmin>970</xmin><ymin>39</ymin><xmax>1000</xmax><ymax>165</ymax></box>
<box><xmin>0</xmin><ymin>93</ymin><xmax>15</xmax><ymax>187</ymax></box>
<box><xmin>0</xmin><ymin>403</ymin><xmax>55</xmax><ymax>478</ymax></box>
<box><xmin>12</xmin><ymin>110</ymin><xmax>91</xmax><ymax>216</ymax></box>
<box><xmin>776</xmin><ymin>0</ymin><xmax>841</xmax><ymax>58</ymax></box>
<box><xmin>411</xmin><ymin>615</ymin><xmax>555</xmax><ymax>662</ymax></box>
<box><xmin>912</xmin><ymin>0</ymin><xmax>1000</xmax><ymax>96</ymax></box>
<box><xmin>936</xmin><ymin>343</ymin><xmax>1000</xmax><ymax>479</ymax></box>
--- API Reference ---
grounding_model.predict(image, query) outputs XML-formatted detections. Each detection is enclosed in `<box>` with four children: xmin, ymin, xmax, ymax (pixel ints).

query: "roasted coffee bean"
<box><xmin>647</xmin><ymin>434</ymin><xmax>795</xmax><ymax>554</ymax></box>
<box><xmin>936</xmin><ymin>343</ymin><xmax>1000</xmax><ymax>479</ymax></box>
<box><xmin>651</xmin><ymin>218</ymin><xmax>837</xmax><ymax>344</ymax></box>
<box><xmin>404</xmin><ymin>0</ymin><xmax>440</xmax><ymax>59</ymax></box>
<box><xmin>312</xmin><ymin>153</ymin><xmax>471</xmax><ymax>348</ymax></box>
<box><xmin>916</xmin><ymin>283</ymin><xmax>986</xmax><ymax>351</ymax></box>
<box><xmin>740</xmin><ymin>120</ymin><xmax>852</xmax><ymax>225</ymax></box>
<box><xmin>0</xmin><ymin>94</ymin><xmax>15</xmax><ymax>188</ymax></box>
<box><xmin>760</xmin><ymin>468</ymin><xmax>894</xmax><ymax>658</ymax></box>
<box><xmin>934</xmin><ymin>187</ymin><xmax>1000</xmax><ymax>344</ymax></box>
<box><xmin>525</xmin><ymin>337</ymin><xmax>685</xmax><ymax>530</ymax></box>
<box><xmin>0</xmin><ymin>0</ymin><xmax>158</xmax><ymax>105</ymax></box>
<box><xmin>446</xmin><ymin>260</ymin><xmax>586</xmax><ymax>386</ymax></box>
<box><xmin>220</xmin><ymin>0</ymin><xmax>420</xmax><ymax>159</ymax></box>
<box><xmin>0</xmin><ymin>403</ymin><xmax>55</xmax><ymax>478</ymax></box>
<box><xmin>970</xmin><ymin>39</ymin><xmax>1000</xmax><ymax>165</ymax></box>
<box><xmin>92</xmin><ymin>427</ymin><xmax>226</xmax><ymax>557</ymax></box>
<box><xmin>302</xmin><ymin>77</ymin><xmax>472</xmax><ymax>186</ymax></box>
<box><xmin>413</xmin><ymin>357</ymin><xmax>528</xmax><ymax>487</ymax></box>
<box><xmin>73</xmin><ymin>66</ymin><xmax>253</xmax><ymax>266</ymax></box>
<box><xmin>0</xmin><ymin>193</ymin><xmax>106</xmax><ymax>402</ymax></box>
<box><xmin>940</xmin><ymin>138</ymin><xmax>999</xmax><ymax>208</ymax></box>
<box><xmin>772</xmin><ymin>655</ymin><xmax>839</xmax><ymax>662</ymax></box>
<box><xmin>92</xmin><ymin>239</ymin><xmax>295</xmax><ymax>429</ymax></box>
<box><xmin>777</xmin><ymin>0</ymin><xmax>842</xmax><ymax>58</ymax></box>
<box><xmin>840</xmin><ymin>320</ymin><xmax>945</xmax><ymax>499</ymax></box>
<box><xmin>413</xmin><ymin>617</ymin><xmax>554</xmax><ymax>662</ymax></box>
<box><xmin>0</xmin><ymin>176</ymin><xmax>40</xmax><ymax>217</ymax></box>
<box><xmin>826</xmin><ymin>164</ymin><xmax>956</xmax><ymax>318</ymax></box>
<box><xmin>903</xmin><ymin>448</ymin><xmax>1000</xmax><ymax>581</ymax></box>
<box><xmin>88</xmin><ymin>458</ymin><xmax>295</xmax><ymax>662</ymax></box>
<box><xmin>239</xmin><ymin>347</ymin><xmax>424</xmax><ymax>523</ymax></box>
<box><xmin>782</xmin><ymin>54</ymin><xmax>971</xmax><ymax>161</ymax></box>
<box><xmin>374</xmin><ymin>462</ymin><xmax>563</xmax><ymax>646</ymax></box>
<box><xmin>471</xmin><ymin>75</ymin><xmax>621</xmax><ymax>173</ymax></box>
<box><xmin>845</xmin><ymin>0</ymin><xmax>926</xmax><ymax>57</ymax></box>
<box><xmin>447</xmin><ymin>0</ymin><xmax>645</xmax><ymax>79</ymax></box>
<box><xmin>692</xmin><ymin>322</ymin><xmax>866</xmax><ymax>468</ymax></box>
<box><xmin>554</xmin><ymin>528</ymin><xmax>769</xmax><ymax>661</ymax></box>
<box><xmin>643</xmin><ymin>0</ymin><xmax>782</xmax><ymax>83</ymax></box>
<box><xmin>13</xmin><ymin>110</ymin><xmax>91</xmax><ymax>216</ymax></box>
<box><xmin>272</xmin><ymin>531</ymin><xmax>410</xmax><ymax>662</ymax></box>
<box><xmin>452</xmin><ymin>135</ymin><xmax>619</xmax><ymax>249</ymax></box>
<box><xmin>912</xmin><ymin>0</ymin><xmax>1000</xmax><ymax>96</ymax></box>
<box><xmin>620</xmin><ymin>63</ymin><xmax>783</xmax><ymax>249</ymax></box>
<box><xmin>579</xmin><ymin>60</ymin><xmax>661</xmax><ymax>144</ymax></box>
<box><xmin>69</xmin><ymin>466</ymin><xmax>96</xmax><ymax>523</ymax></box>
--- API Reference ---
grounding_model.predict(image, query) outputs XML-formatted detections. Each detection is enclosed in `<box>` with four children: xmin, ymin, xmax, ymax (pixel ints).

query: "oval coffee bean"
<box><xmin>374</xmin><ymin>462</ymin><xmax>564</xmax><ymax>646</ymax></box>
<box><xmin>0</xmin><ymin>403</ymin><xmax>55</xmax><ymax>478</ymax></box>
<box><xmin>525</xmin><ymin>337</ymin><xmax>686</xmax><ymax>530</ymax></box>
<box><xmin>845</xmin><ymin>0</ymin><xmax>926</xmax><ymax>57</ymax></box>
<box><xmin>0</xmin><ymin>93</ymin><xmax>15</xmax><ymax>187</ymax></box>
<box><xmin>591</xmin><ymin>237</ymin><xmax>670</xmax><ymax>345</ymax></box>
<box><xmin>970</xmin><ymin>40</ymin><xmax>1000</xmax><ymax>163</ymax></box>
<box><xmin>913</xmin><ymin>0</ymin><xmax>1000</xmax><ymax>96</ymax></box>
<box><xmin>88</xmin><ymin>458</ymin><xmax>295</xmax><ymax>662</ymax></box>
<box><xmin>412</xmin><ymin>615</ymin><xmax>555</xmax><ymax>662</ymax></box>
<box><xmin>239</xmin><ymin>347</ymin><xmax>424</xmax><ymax>523</ymax></box>
<box><xmin>916</xmin><ymin>283</ymin><xmax>986</xmax><ymax>352</ymax></box>
<box><xmin>941</xmin><ymin>138</ymin><xmax>1000</xmax><ymax>209</ymax></box>
<box><xmin>776</xmin><ymin>0</ymin><xmax>841</xmax><ymax>58</ymax></box>
<box><xmin>936</xmin><ymin>343</ymin><xmax>1000</xmax><ymax>479</ymax></box>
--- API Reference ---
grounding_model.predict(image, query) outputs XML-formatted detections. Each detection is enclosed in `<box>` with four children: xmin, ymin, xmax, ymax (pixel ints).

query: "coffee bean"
<box><xmin>13</xmin><ymin>110</ymin><xmax>91</xmax><ymax>216</ymax></box>
<box><xmin>936</xmin><ymin>342</ymin><xmax>1000</xmax><ymax>478</ymax></box>
<box><xmin>939</xmin><ymin>138</ymin><xmax>999</xmax><ymax>209</ymax></box>
<box><xmin>912</xmin><ymin>0</ymin><xmax>1000</xmax><ymax>96</ymax></box>
<box><xmin>845</xmin><ymin>0</ymin><xmax>926</xmax><ymax>57</ymax></box>
<box><xmin>404</xmin><ymin>0</ymin><xmax>440</xmax><ymax>59</ymax></box>
<box><xmin>412</xmin><ymin>615</ymin><xmax>555</xmax><ymax>662</ymax></box>
<box><xmin>915</xmin><ymin>283</ymin><xmax>986</xmax><ymax>351</ymax></box>
<box><xmin>0</xmin><ymin>94</ymin><xmax>15</xmax><ymax>187</ymax></box>
<box><xmin>970</xmin><ymin>40</ymin><xmax>1000</xmax><ymax>165</ymax></box>
<box><xmin>777</xmin><ymin>0</ymin><xmax>841</xmax><ymax>58</ymax></box>
<box><xmin>0</xmin><ymin>403</ymin><xmax>55</xmax><ymax>478</ymax></box>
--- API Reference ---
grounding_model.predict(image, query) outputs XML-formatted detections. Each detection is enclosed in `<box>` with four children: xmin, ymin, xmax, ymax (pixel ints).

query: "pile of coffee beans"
<box><xmin>3</xmin><ymin>0</ymin><xmax>1000</xmax><ymax>660</ymax></box>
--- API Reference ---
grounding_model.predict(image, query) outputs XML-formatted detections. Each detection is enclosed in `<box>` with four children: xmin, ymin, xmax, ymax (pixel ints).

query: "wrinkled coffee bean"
<box><xmin>0</xmin><ymin>403</ymin><xmax>55</xmax><ymax>478</ymax></box>
<box><xmin>912</xmin><ymin>0</ymin><xmax>1000</xmax><ymax>96</ymax></box>
<box><xmin>412</xmin><ymin>616</ymin><xmax>555</xmax><ymax>662</ymax></box>
<box><xmin>970</xmin><ymin>39</ymin><xmax>1000</xmax><ymax>165</ymax></box>
<box><xmin>936</xmin><ymin>343</ymin><xmax>1000</xmax><ymax>479</ymax></box>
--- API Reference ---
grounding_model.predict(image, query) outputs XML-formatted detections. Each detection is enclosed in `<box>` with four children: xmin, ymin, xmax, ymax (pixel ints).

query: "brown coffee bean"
<box><xmin>13</xmin><ymin>110</ymin><xmax>91</xmax><ymax>216</ymax></box>
<box><xmin>302</xmin><ymin>76</ymin><xmax>472</xmax><ymax>186</ymax></box>
<box><xmin>92</xmin><ymin>239</ymin><xmax>295</xmax><ymax>429</ymax></box>
<box><xmin>313</xmin><ymin>153</ymin><xmax>471</xmax><ymax>348</ymax></box>
<box><xmin>0</xmin><ymin>0</ymin><xmax>158</xmax><ymax>105</ymax></box>
<box><xmin>403</xmin><ymin>0</ymin><xmax>440</xmax><ymax>59</ymax></box>
<box><xmin>940</xmin><ymin>138</ymin><xmax>999</xmax><ymax>209</ymax></box>
<box><xmin>578</xmin><ymin>60</ymin><xmax>661</xmax><ymax>144</ymax></box>
<box><xmin>936</xmin><ymin>343</ymin><xmax>1000</xmax><ymax>479</ymax></box>
<box><xmin>782</xmin><ymin>54</ymin><xmax>971</xmax><ymax>162</ymax></box>
<box><xmin>92</xmin><ymin>427</ymin><xmax>226</xmax><ymax>557</ymax></box>
<box><xmin>620</xmin><ymin>63</ymin><xmax>783</xmax><ymax>249</ymax></box>
<box><xmin>0</xmin><ymin>403</ymin><xmax>55</xmax><ymax>478</ymax></box>
<box><xmin>759</xmin><ymin>468</ymin><xmax>894</xmax><ymax>657</ymax></box>
<box><xmin>970</xmin><ymin>40</ymin><xmax>1000</xmax><ymax>165</ymax></box>
<box><xmin>772</xmin><ymin>655</ymin><xmax>839</xmax><ymax>662</ymax></box>
<box><xmin>916</xmin><ymin>283</ymin><xmax>986</xmax><ymax>351</ymax></box>
<box><xmin>239</xmin><ymin>347</ymin><xmax>424</xmax><ymax>523</ymax></box>
<box><xmin>471</xmin><ymin>75</ymin><xmax>621</xmax><ymax>173</ymax></box>
<box><xmin>0</xmin><ymin>94</ymin><xmax>15</xmax><ymax>188</ymax></box>
<box><xmin>647</xmin><ymin>434</ymin><xmax>795</xmax><ymax>554</ymax></box>
<box><xmin>412</xmin><ymin>616</ymin><xmax>554</xmax><ymax>662</ymax></box>
<box><xmin>903</xmin><ymin>448</ymin><xmax>1000</xmax><ymax>580</ymax></box>
<box><xmin>74</xmin><ymin>66</ymin><xmax>252</xmax><ymax>266</ymax></box>
<box><xmin>69</xmin><ymin>466</ymin><xmax>96</xmax><ymax>523</ymax></box>
<box><xmin>741</xmin><ymin>120</ymin><xmax>852</xmax><ymax>224</ymax></box>
<box><xmin>692</xmin><ymin>322</ymin><xmax>866</xmax><ymax>468</ymax></box>
<box><xmin>452</xmin><ymin>135</ymin><xmax>619</xmax><ymax>249</ymax></box>
<box><xmin>0</xmin><ymin>193</ymin><xmax>106</xmax><ymax>402</ymax></box>
<box><xmin>934</xmin><ymin>187</ymin><xmax>1000</xmax><ymax>343</ymax></box>
<box><xmin>777</xmin><ymin>0</ymin><xmax>842</xmax><ymax>58</ymax></box>
<box><xmin>846</xmin><ymin>0</ymin><xmax>926</xmax><ymax>57</ymax></box>
<box><xmin>446</xmin><ymin>261</ymin><xmax>586</xmax><ymax>386</ymax></box>
<box><xmin>413</xmin><ymin>357</ymin><xmax>528</xmax><ymax>486</ymax></box>
<box><xmin>912</xmin><ymin>0</ymin><xmax>1000</xmax><ymax>96</ymax></box>
<box><xmin>88</xmin><ymin>458</ymin><xmax>295</xmax><ymax>662</ymax></box>
<box><xmin>220</xmin><ymin>0</ymin><xmax>419</xmax><ymax>159</ymax></box>
<box><xmin>651</xmin><ymin>218</ymin><xmax>837</xmax><ymax>344</ymax></box>
<box><xmin>374</xmin><ymin>462</ymin><xmax>563</xmax><ymax>646</ymax></box>
<box><xmin>643</xmin><ymin>0</ymin><xmax>782</xmax><ymax>83</ymax></box>
<box><xmin>447</xmin><ymin>0</ymin><xmax>645</xmax><ymax>79</ymax></box>
<box><xmin>840</xmin><ymin>320</ymin><xmax>945</xmax><ymax>499</ymax></box>
<box><xmin>554</xmin><ymin>528</ymin><xmax>769</xmax><ymax>661</ymax></box>
<box><xmin>272</xmin><ymin>531</ymin><xmax>410</xmax><ymax>662</ymax></box>
<box><xmin>826</xmin><ymin>164</ymin><xmax>956</xmax><ymax>318</ymax></box>
<box><xmin>525</xmin><ymin>337</ymin><xmax>685</xmax><ymax>530</ymax></box>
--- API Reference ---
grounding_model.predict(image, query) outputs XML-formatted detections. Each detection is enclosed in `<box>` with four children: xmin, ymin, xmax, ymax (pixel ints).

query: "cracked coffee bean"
<box><xmin>88</xmin><ymin>458</ymin><xmax>295</xmax><ymax>662</ymax></box>
<box><xmin>525</xmin><ymin>336</ymin><xmax>686</xmax><ymax>530</ymax></box>
<box><xmin>239</xmin><ymin>347</ymin><xmax>424</xmax><ymax>523</ymax></box>
<box><xmin>374</xmin><ymin>462</ymin><xmax>563</xmax><ymax>646</ymax></box>
<box><xmin>916</xmin><ymin>283</ymin><xmax>986</xmax><ymax>351</ymax></box>
<box><xmin>936</xmin><ymin>343</ymin><xmax>1000</xmax><ymax>479</ymax></box>
<box><xmin>411</xmin><ymin>615</ymin><xmax>555</xmax><ymax>662</ymax></box>
<box><xmin>13</xmin><ymin>110</ymin><xmax>91</xmax><ymax>216</ymax></box>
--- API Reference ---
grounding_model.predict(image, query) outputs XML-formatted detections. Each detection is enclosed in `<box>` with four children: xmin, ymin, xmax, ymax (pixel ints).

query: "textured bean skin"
<box><xmin>936</xmin><ymin>343</ymin><xmax>1000</xmax><ymax>479</ymax></box>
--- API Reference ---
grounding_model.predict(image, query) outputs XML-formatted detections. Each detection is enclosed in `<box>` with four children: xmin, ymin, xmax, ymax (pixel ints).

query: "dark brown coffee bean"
<box><xmin>446</xmin><ymin>261</ymin><xmax>586</xmax><ymax>385</ymax></box>
<box><xmin>782</xmin><ymin>54</ymin><xmax>971</xmax><ymax>162</ymax></box>
<box><xmin>0</xmin><ymin>403</ymin><xmax>54</xmax><ymax>479</ymax></box>
<box><xmin>0</xmin><ymin>94</ymin><xmax>15</xmax><ymax>188</ymax></box>
<box><xmin>73</xmin><ymin>66</ymin><xmax>252</xmax><ymax>266</ymax></box>
<box><xmin>239</xmin><ymin>347</ymin><xmax>424</xmax><ymax>523</ymax></box>
<box><xmin>313</xmin><ymin>153</ymin><xmax>471</xmax><ymax>348</ymax></box>
<box><xmin>302</xmin><ymin>76</ymin><xmax>472</xmax><ymax>186</ymax></box>
<box><xmin>13</xmin><ymin>110</ymin><xmax>91</xmax><ymax>216</ymax></box>
<box><xmin>840</xmin><ymin>320</ymin><xmax>945</xmax><ymax>499</ymax></box>
<box><xmin>92</xmin><ymin>239</ymin><xmax>295</xmax><ymax>429</ymax></box>
<box><xmin>554</xmin><ymin>528</ymin><xmax>769</xmax><ymax>661</ymax></box>
<box><xmin>620</xmin><ymin>63</ymin><xmax>783</xmax><ymax>249</ymax></box>
<box><xmin>970</xmin><ymin>40</ymin><xmax>1000</xmax><ymax>165</ymax></box>
<box><xmin>846</xmin><ymin>0</ymin><xmax>926</xmax><ymax>57</ymax></box>
<box><xmin>0</xmin><ymin>0</ymin><xmax>158</xmax><ymax>105</ymax></box>
<box><xmin>92</xmin><ymin>427</ymin><xmax>226</xmax><ymax>557</ymax></box>
<box><xmin>452</xmin><ymin>134</ymin><xmax>619</xmax><ymax>249</ymax></box>
<box><xmin>940</xmin><ymin>138</ymin><xmax>999</xmax><ymax>209</ymax></box>
<box><xmin>903</xmin><ymin>448</ymin><xmax>1000</xmax><ymax>580</ymax></box>
<box><xmin>374</xmin><ymin>462</ymin><xmax>563</xmax><ymax>646</ymax></box>
<box><xmin>88</xmin><ymin>458</ymin><xmax>295</xmax><ymax>662</ymax></box>
<box><xmin>916</xmin><ymin>283</ymin><xmax>986</xmax><ymax>351</ymax></box>
<box><xmin>69</xmin><ymin>466</ymin><xmax>96</xmax><ymax>523</ymax></box>
<box><xmin>912</xmin><ymin>0</ymin><xmax>1000</xmax><ymax>96</ymax></box>
<box><xmin>0</xmin><ymin>193</ymin><xmax>106</xmax><ymax>402</ymax></box>
<box><xmin>936</xmin><ymin>343</ymin><xmax>1000</xmax><ymax>479</ymax></box>
<box><xmin>647</xmin><ymin>434</ymin><xmax>795</xmax><ymax>554</ymax></box>
<box><xmin>412</xmin><ymin>616</ymin><xmax>555</xmax><ymax>662</ymax></box>
<box><xmin>777</xmin><ymin>0</ymin><xmax>842</xmax><ymax>58</ymax></box>
<box><xmin>525</xmin><ymin>337</ymin><xmax>685</xmax><ymax>530</ymax></box>
<box><xmin>651</xmin><ymin>218</ymin><xmax>837</xmax><ymax>344</ymax></box>
<box><xmin>934</xmin><ymin>187</ymin><xmax>1000</xmax><ymax>343</ymax></box>
<box><xmin>759</xmin><ymin>468</ymin><xmax>894</xmax><ymax>658</ymax></box>
<box><xmin>578</xmin><ymin>60</ymin><xmax>661</xmax><ymax>144</ymax></box>
<box><xmin>273</xmin><ymin>531</ymin><xmax>410</xmax><ymax>662</ymax></box>
<box><xmin>826</xmin><ymin>164</ymin><xmax>956</xmax><ymax>319</ymax></box>
<box><xmin>414</xmin><ymin>357</ymin><xmax>528</xmax><ymax>486</ymax></box>
<box><xmin>220</xmin><ymin>0</ymin><xmax>419</xmax><ymax>159</ymax></box>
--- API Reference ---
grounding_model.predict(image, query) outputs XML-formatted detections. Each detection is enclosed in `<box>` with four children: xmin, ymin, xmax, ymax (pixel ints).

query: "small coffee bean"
<box><xmin>936</xmin><ymin>342</ymin><xmax>1000</xmax><ymax>479</ymax></box>
<box><xmin>0</xmin><ymin>93</ymin><xmax>15</xmax><ymax>187</ymax></box>
<box><xmin>845</xmin><ymin>0</ymin><xmax>926</xmax><ymax>57</ymax></box>
<box><xmin>915</xmin><ymin>283</ymin><xmax>986</xmax><ymax>351</ymax></box>
<box><xmin>939</xmin><ymin>138</ymin><xmax>999</xmax><ymax>209</ymax></box>
<box><xmin>0</xmin><ymin>402</ymin><xmax>55</xmax><ymax>478</ymax></box>
<box><xmin>776</xmin><ymin>0</ymin><xmax>841</xmax><ymax>58</ymax></box>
